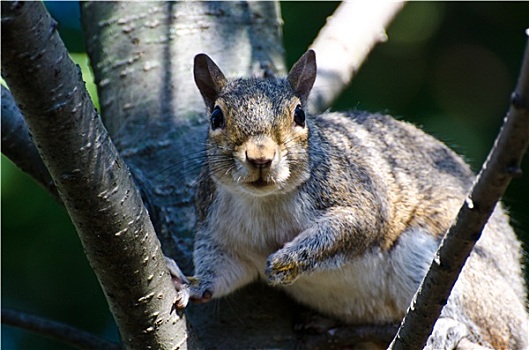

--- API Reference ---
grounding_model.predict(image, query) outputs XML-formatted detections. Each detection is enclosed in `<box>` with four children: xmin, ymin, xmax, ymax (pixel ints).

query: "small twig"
<box><xmin>308</xmin><ymin>1</ymin><xmax>406</xmax><ymax>113</ymax></box>
<box><xmin>1</xmin><ymin>86</ymin><xmax>59</xmax><ymax>200</ymax></box>
<box><xmin>388</xmin><ymin>37</ymin><xmax>529</xmax><ymax>350</ymax></box>
<box><xmin>2</xmin><ymin>308</ymin><xmax>121</xmax><ymax>350</ymax></box>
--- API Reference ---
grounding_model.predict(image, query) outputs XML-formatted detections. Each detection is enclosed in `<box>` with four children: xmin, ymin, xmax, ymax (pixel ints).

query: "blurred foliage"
<box><xmin>2</xmin><ymin>2</ymin><xmax>528</xmax><ymax>349</ymax></box>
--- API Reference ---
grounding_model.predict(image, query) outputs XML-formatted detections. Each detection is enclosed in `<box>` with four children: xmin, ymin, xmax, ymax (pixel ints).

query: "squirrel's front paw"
<box><xmin>187</xmin><ymin>276</ymin><xmax>214</xmax><ymax>304</ymax></box>
<box><xmin>165</xmin><ymin>257</ymin><xmax>213</xmax><ymax>307</ymax></box>
<box><xmin>266</xmin><ymin>248</ymin><xmax>305</xmax><ymax>285</ymax></box>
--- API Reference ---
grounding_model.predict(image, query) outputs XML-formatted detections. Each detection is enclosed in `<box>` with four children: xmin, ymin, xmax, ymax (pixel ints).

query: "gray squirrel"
<box><xmin>168</xmin><ymin>50</ymin><xmax>528</xmax><ymax>349</ymax></box>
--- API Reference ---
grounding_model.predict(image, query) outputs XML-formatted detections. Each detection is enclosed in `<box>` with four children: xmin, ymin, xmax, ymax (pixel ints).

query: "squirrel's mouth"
<box><xmin>249</xmin><ymin>178</ymin><xmax>270</xmax><ymax>188</ymax></box>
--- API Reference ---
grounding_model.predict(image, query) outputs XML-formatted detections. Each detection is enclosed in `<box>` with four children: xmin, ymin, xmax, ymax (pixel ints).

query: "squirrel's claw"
<box><xmin>165</xmin><ymin>256</ymin><xmax>192</xmax><ymax>308</ymax></box>
<box><xmin>266</xmin><ymin>250</ymin><xmax>301</xmax><ymax>285</ymax></box>
<box><xmin>165</xmin><ymin>256</ymin><xmax>190</xmax><ymax>285</ymax></box>
<box><xmin>176</xmin><ymin>285</ymin><xmax>191</xmax><ymax>309</ymax></box>
<box><xmin>164</xmin><ymin>257</ymin><xmax>213</xmax><ymax>306</ymax></box>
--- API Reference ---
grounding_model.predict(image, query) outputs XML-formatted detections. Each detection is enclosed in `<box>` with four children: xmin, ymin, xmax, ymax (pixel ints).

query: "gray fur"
<box><xmin>173</xmin><ymin>51</ymin><xmax>529</xmax><ymax>349</ymax></box>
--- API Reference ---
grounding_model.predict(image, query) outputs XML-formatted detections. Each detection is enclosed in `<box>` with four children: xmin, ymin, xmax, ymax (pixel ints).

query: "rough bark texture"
<box><xmin>1</xmin><ymin>2</ymin><xmax>185</xmax><ymax>349</ymax></box>
<box><xmin>389</xmin><ymin>38</ymin><xmax>529</xmax><ymax>350</ymax></box>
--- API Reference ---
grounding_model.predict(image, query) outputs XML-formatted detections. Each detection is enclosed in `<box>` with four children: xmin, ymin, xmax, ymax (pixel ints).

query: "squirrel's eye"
<box><xmin>210</xmin><ymin>106</ymin><xmax>224</xmax><ymax>130</ymax></box>
<box><xmin>294</xmin><ymin>105</ymin><xmax>306</xmax><ymax>127</ymax></box>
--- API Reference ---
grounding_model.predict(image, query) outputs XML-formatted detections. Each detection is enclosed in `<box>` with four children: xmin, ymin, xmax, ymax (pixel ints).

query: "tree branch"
<box><xmin>388</xmin><ymin>36</ymin><xmax>529</xmax><ymax>350</ymax></box>
<box><xmin>2</xmin><ymin>308</ymin><xmax>120</xmax><ymax>350</ymax></box>
<box><xmin>1</xmin><ymin>2</ymin><xmax>185</xmax><ymax>349</ymax></box>
<box><xmin>1</xmin><ymin>85</ymin><xmax>58</xmax><ymax>199</ymax></box>
<box><xmin>308</xmin><ymin>0</ymin><xmax>406</xmax><ymax>114</ymax></box>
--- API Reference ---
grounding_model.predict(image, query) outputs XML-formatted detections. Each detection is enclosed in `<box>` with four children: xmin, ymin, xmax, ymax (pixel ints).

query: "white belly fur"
<box><xmin>279</xmin><ymin>228</ymin><xmax>439</xmax><ymax>323</ymax></box>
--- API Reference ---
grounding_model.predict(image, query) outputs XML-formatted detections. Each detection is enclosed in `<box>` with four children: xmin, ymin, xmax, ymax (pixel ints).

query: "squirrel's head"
<box><xmin>194</xmin><ymin>50</ymin><xmax>317</xmax><ymax>197</ymax></box>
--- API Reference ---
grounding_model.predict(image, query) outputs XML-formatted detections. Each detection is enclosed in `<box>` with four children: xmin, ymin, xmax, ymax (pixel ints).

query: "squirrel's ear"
<box><xmin>287</xmin><ymin>49</ymin><xmax>317</xmax><ymax>105</ymax></box>
<box><xmin>194</xmin><ymin>54</ymin><xmax>228</xmax><ymax>111</ymax></box>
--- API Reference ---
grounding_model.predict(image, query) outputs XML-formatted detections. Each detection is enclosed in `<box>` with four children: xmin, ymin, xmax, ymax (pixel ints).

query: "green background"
<box><xmin>2</xmin><ymin>2</ymin><xmax>528</xmax><ymax>349</ymax></box>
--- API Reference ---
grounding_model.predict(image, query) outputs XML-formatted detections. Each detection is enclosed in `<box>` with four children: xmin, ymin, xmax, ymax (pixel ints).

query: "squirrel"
<box><xmin>167</xmin><ymin>50</ymin><xmax>529</xmax><ymax>349</ymax></box>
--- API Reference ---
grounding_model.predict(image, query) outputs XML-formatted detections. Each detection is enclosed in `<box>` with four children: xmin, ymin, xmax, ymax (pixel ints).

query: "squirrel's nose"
<box><xmin>246</xmin><ymin>152</ymin><xmax>273</xmax><ymax>169</ymax></box>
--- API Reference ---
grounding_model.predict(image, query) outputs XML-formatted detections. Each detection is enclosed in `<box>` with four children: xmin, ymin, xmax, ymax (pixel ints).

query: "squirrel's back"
<box><xmin>308</xmin><ymin>111</ymin><xmax>474</xmax><ymax>246</ymax></box>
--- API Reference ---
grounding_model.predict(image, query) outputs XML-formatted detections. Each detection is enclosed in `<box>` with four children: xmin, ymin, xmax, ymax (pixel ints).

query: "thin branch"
<box><xmin>1</xmin><ymin>2</ymin><xmax>186</xmax><ymax>349</ymax></box>
<box><xmin>308</xmin><ymin>0</ymin><xmax>406</xmax><ymax>113</ymax></box>
<box><xmin>1</xmin><ymin>86</ymin><xmax>59</xmax><ymax>200</ymax></box>
<box><xmin>388</xmin><ymin>37</ymin><xmax>529</xmax><ymax>350</ymax></box>
<box><xmin>2</xmin><ymin>308</ymin><xmax>120</xmax><ymax>350</ymax></box>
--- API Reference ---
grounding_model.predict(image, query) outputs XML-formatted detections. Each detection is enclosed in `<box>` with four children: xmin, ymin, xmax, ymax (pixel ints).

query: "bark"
<box><xmin>1</xmin><ymin>2</ymin><xmax>185</xmax><ymax>349</ymax></box>
<box><xmin>388</xmin><ymin>37</ymin><xmax>529</xmax><ymax>350</ymax></box>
